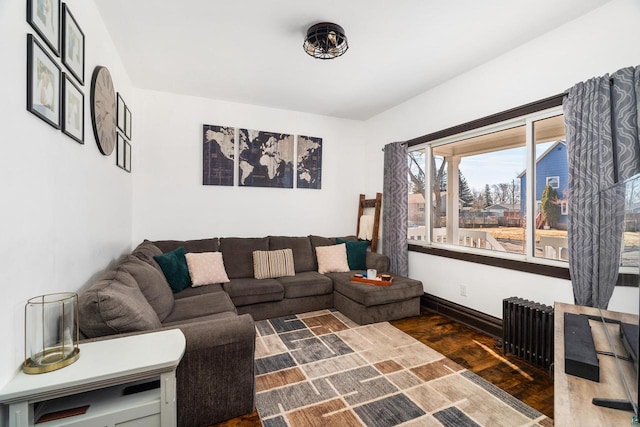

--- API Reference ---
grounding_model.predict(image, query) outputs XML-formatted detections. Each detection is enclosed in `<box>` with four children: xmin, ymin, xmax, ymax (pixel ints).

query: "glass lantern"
<box><xmin>23</xmin><ymin>292</ymin><xmax>80</xmax><ymax>374</ymax></box>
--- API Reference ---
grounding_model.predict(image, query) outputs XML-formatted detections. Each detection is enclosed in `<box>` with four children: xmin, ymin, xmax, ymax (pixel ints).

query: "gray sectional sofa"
<box><xmin>77</xmin><ymin>235</ymin><xmax>423</xmax><ymax>426</ymax></box>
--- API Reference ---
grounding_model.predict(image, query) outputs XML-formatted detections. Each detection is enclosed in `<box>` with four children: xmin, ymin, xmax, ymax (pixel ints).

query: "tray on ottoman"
<box><xmin>350</xmin><ymin>275</ymin><xmax>393</xmax><ymax>286</ymax></box>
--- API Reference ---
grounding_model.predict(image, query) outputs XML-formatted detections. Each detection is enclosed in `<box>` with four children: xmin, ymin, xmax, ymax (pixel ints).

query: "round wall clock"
<box><xmin>90</xmin><ymin>66</ymin><xmax>116</xmax><ymax>155</ymax></box>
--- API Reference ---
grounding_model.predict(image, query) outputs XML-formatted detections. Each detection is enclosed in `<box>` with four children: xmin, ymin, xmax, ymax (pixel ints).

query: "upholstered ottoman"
<box><xmin>327</xmin><ymin>272</ymin><xmax>423</xmax><ymax>325</ymax></box>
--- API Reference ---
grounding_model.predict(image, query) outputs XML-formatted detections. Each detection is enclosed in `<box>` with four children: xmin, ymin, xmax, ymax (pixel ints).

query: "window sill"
<box><xmin>409</xmin><ymin>243</ymin><xmax>570</xmax><ymax>280</ymax></box>
<box><xmin>409</xmin><ymin>244</ymin><xmax>637</xmax><ymax>287</ymax></box>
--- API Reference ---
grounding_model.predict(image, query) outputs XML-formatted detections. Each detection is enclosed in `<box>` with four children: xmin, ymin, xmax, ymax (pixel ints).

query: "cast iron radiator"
<box><xmin>502</xmin><ymin>297</ymin><xmax>554</xmax><ymax>370</ymax></box>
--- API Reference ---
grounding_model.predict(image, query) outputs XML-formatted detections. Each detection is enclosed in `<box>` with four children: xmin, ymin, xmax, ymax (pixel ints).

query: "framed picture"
<box><xmin>61</xmin><ymin>73</ymin><xmax>83</xmax><ymax>143</ymax></box>
<box><xmin>27</xmin><ymin>0</ymin><xmax>61</xmax><ymax>56</ymax></box>
<box><xmin>124</xmin><ymin>140</ymin><xmax>132</xmax><ymax>172</ymax></box>
<box><xmin>61</xmin><ymin>3</ymin><xmax>84</xmax><ymax>84</ymax></box>
<box><xmin>124</xmin><ymin>106</ymin><xmax>132</xmax><ymax>139</ymax></box>
<box><xmin>117</xmin><ymin>93</ymin><xmax>125</xmax><ymax>133</ymax></box>
<box><xmin>238</xmin><ymin>129</ymin><xmax>293</xmax><ymax>188</ymax></box>
<box><xmin>27</xmin><ymin>34</ymin><xmax>61</xmax><ymax>129</ymax></box>
<box><xmin>297</xmin><ymin>135</ymin><xmax>322</xmax><ymax>189</ymax></box>
<box><xmin>116</xmin><ymin>133</ymin><xmax>126</xmax><ymax>170</ymax></box>
<box><xmin>203</xmin><ymin>124</ymin><xmax>235</xmax><ymax>186</ymax></box>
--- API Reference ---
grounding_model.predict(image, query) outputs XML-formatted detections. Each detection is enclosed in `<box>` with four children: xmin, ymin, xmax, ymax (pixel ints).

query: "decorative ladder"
<box><xmin>357</xmin><ymin>193</ymin><xmax>382</xmax><ymax>252</ymax></box>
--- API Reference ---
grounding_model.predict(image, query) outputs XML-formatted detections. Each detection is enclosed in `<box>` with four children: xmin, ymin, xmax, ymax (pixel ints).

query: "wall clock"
<box><xmin>90</xmin><ymin>66</ymin><xmax>116</xmax><ymax>155</ymax></box>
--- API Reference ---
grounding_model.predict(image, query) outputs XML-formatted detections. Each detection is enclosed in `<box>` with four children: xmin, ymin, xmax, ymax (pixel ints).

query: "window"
<box><xmin>546</xmin><ymin>176</ymin><xmax>560</xmax><ymax>188</ymax></box>
<box><xmin>407</xmin><ymin>107</ymin><xmax>569</xmax><ymax>265</ymax></box>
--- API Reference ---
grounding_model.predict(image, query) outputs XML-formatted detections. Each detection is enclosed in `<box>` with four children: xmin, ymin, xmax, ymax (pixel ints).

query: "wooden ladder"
<box><xmin>357</xmin><ymin>193</ymin><xmax>382</xmax><ymax>252</ymax></box>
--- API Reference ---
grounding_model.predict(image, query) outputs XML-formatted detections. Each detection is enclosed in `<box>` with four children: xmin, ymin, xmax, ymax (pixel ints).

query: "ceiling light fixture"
<box><xmin>303</xmin><ymin>22</ymin><xmax>348</xmax><ymax>60</ymax></box>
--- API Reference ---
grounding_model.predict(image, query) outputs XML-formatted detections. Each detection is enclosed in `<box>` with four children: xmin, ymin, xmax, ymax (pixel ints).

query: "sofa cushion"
<box><xmin>161</xmin><ymin>311</ymin><xmax>237</xmax><ymax>328</ymax></box>
<box><xmin>309</xmin><ymin>235</ymin><xmax>335</xmax><ymax>250</ymax></box>
<box><xmin>336</xmin><ymin>238</ymin><xmax>369</xmax><ymax>270</ymax></box>
<box><xmin>154</xmin><ymin>238</ymin><xmax>219</xmax><ymax>254</ymax></box>
<box><xmin>253</xmin><ymin>249</ymin><xmax>295</xmax><ymax>279</ymax></box>
<box><xmin>161</xmin><ymin>291</ymin><xmax>236</xmax><ymax>324</ymax></box>
<box><xmin>78</xmin><ymin>269</ymin><xmax>162</xmax><ymax>338</ymax></box>
<box><xmin>316</xmin><ymin>243</ymin><xmax>350</xmax><ymax>274</ymax></box>
<box><xmin>219</xmin><ymin>237</ymin><xmax>269</xmax><ymax>279</ymax></box>
<box><xmin>173</xmin><ymin>283</ymin><xmax>224</xmax><ymax>299</ymax></box>
<box><xmin>154</xmin><ymin>246</ymin><xmax>192</xmax><ymax>293</ymax></box>
<box><xmin>277</xmin><ymin>271</ymin><xmax>334</xmax><ymax>298</ymax></box>
<box><xmin>268</xmin><ymin>236</ymin><xmax>315</xmax><ymax>273</ymax></box>
<box><xmin>117</xmin><ymin>255</ymin><xmax>175</xmax><ymax>321</ymax></box>
<box><xmin>131</xmin><ymin>240</ymin><xmax>164</xmax><ymax>272</ymax></box>
<box><xmin>185</xmin><ymin>252</ymin><xmax>230</xmax><ymax>286</ymax></box>
<box><xmin>329</xmin><ymin>272</ymin><xmax>423</xmax><ymax>307</ymax></box>
<box><xmin>223</xmin><ymin>278</ymin><xmax>283</xmax><ymax>306</ymax></box>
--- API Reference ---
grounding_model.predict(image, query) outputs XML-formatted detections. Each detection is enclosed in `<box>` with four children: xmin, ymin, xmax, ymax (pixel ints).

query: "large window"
<box><xmin>408</xmin><ymin>107</ymin><xmax>569</xmax><ymax>265</ymax></box>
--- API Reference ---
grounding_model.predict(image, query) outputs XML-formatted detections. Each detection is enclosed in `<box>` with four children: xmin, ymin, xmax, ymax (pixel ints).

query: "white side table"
<box><xmin>0</xmin><ymin>329</ymin><xmax>185</xmax><ymax>427</ymax></box>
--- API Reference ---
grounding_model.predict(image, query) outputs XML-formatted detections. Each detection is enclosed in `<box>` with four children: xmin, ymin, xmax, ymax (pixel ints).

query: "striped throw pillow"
<box><xmin>253</xmin><ymin>249</ymin><xmax>295</xmax><ymax>279</ymax></box>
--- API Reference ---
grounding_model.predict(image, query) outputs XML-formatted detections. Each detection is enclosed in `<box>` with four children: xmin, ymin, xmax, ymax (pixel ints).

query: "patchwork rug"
<box><xmin>254</xmin><ymin>309</ymin><xmax>553</xmax><ymax>427</ymax></box>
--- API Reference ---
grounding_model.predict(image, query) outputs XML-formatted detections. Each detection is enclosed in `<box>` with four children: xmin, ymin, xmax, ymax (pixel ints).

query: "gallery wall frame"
<box><xmin>61</xmin><ymin>3</ymin><xmax>84</xmax><ymax>85</ymax></box>
<box><xmin>117</xmin><ymin>93</ymin><xmax>125</xmax><ymax>133</ymax></box>
<box><xmin>61</xmin><ymin>72</ymin><xmax>83</xmax><ymax>143</ymax></box>
<box><xmin>27</xmin><ymin>0</ymin><xmax>61</xmax><ymax>56</ymax></box>
<box><xmin>124</xmin><ymin>105</ymin><xmax>132</xmax><ymax>139</ymax></box>
<box><xmin>124</xmin><ymin>140</ymin><xmax>132</xmax><ymax>172</ymax></box>
<box><xmin>27</xmin><ymin>34</ymin><xmax>61</xmax><ymax>129</ymax></box>
<box><xmin>116</xmin><ymin>132</ymin><xmax>126</xmax><ymax>170</ymax></box>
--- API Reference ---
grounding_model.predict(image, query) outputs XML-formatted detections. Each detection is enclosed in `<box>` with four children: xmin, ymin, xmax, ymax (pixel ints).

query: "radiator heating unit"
<box><xmin>502</xmin><ymin>297</ymin><xmax>554</xmax><ymax>370</ymax></box>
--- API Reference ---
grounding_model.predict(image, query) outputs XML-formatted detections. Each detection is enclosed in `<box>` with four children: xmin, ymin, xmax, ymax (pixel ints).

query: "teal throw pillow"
<box><xmin>153</xmin><ymin>246</ymin><xmax>191</xmax><ymax>293</ymax></box>
<box><xmin>336</xmin><ymin>238</ymin><xmax>369</xmax><ymax>270</ymax></box>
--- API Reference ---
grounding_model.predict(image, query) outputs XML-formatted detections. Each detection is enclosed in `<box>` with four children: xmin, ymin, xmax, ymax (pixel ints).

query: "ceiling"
<box><xmin>94</xmin><ymin>0</ymin><xmax>612</xmax><ymax>121</ymax></box>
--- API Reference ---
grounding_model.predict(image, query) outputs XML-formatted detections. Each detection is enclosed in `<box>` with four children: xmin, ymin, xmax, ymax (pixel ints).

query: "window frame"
<box><xmin>409</xmin><ymin>106</ymin><xmax>567</xmax><ymax>268</ymax></box>
<box><xmin>406</xmin><ymin>94</ymin><xmax>635</xmax><ymax>285</ymax></box>
<box><xmin>546</xmin><ymin>176</ymin><xmax>560</xmax><ymax>189</ymax></box>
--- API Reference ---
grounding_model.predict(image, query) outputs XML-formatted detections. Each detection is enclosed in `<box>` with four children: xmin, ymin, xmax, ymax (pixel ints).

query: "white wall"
<box><xmin>0</xmin><ymin>0</ymin><xmax>134</xmax><ymax>391</ymax></box>
<box><xmin>131</xmin><ymin>90</ymin><xmax>366</xmax><ymax>242</ymax></box>
<box><xmin>365</xmin><ymin>0</ymin><xmax>640</xmax><ymax>318</ymax></box>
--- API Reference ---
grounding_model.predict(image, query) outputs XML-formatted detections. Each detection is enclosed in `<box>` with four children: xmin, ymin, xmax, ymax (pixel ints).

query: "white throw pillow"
<box><xmin>185</xmin><ymin>252</ymin><xmax>230</xmax><ymax>286</ymax></box>
<box><xmin>315</xmin><ymin>244</ymin><xmax>350</xmax><ymax>274</ymax></box>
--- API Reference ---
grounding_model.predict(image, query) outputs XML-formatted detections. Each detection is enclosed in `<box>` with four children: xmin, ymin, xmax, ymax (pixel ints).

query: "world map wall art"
<box><xmin>203</xmin><ymin>124</ymin><xmax>235</xmax><ymax>186</ymax></box>
<box><xmin>239</xmin><ymin>129</ymin><xmax>294</xmax><ymax>188</ymax></box>
<box><xmin>202</xmin><ymin>125</ymin><xmax>322</xmax><ymax>190</ymax></box>
<box><xmin>297</xmin><ymin>135</ymin><xmax>322</xmax><ymax>189</ymax></box>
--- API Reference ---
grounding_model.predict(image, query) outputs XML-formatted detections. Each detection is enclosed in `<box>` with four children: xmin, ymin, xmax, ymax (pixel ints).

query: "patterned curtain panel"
<box><xmin>382</xmin><ymin>141</ymin><xmax>409</xmax><ymax>276</ymax></box>
<box><xmin>564</xmin><ymin>66</ymin><xmax>640</xmax><ymax>308</ymax></box>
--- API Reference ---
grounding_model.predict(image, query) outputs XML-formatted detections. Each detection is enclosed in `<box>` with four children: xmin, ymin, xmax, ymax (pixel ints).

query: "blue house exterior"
<box><xmin>519</xmin><ymin>141</ymin><xmax>569</xmax><ymax>228</ymax></box>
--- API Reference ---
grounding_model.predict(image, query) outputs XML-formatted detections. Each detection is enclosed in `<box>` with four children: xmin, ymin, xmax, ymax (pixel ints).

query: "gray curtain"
<box><xmin>564</xmin><ymin>66</ymin><xmax>640</xmax><ymax>308</ymax></box>
<box><xmin>382</xmin><ymin>141</ymin><xmax>408</xmax><ymax>276</ymax></box>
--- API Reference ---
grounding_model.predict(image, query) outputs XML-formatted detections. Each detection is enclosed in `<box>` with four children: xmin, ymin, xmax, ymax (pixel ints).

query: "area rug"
<box><xmin>254</xmin><ymin>309</ymin><xmax>553</xmax><ymax>427</ymax></box>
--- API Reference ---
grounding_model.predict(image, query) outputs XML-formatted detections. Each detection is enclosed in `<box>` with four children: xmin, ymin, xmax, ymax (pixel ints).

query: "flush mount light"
<box><xmin>303</xmin><ymin>22</ymin><xmax>348</xmax><ymax>60</ymax></box>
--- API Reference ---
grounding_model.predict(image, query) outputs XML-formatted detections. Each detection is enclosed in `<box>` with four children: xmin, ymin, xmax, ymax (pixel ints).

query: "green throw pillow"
<box><xmin>153</xmin><ymin>246</ymin><xmax>191</xmax><ymax>293</ymax></box>
<box><xmin>336</xmin><ymin>238</ymin><xmax>369</xmax><ymax>270</ymax></box>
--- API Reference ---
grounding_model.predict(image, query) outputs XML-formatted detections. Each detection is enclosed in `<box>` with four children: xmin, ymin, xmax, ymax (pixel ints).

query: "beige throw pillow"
<box><xmin>185</xmin><ymin>252</ymin><xmax>230</xmax><ymax>287</ymax></box>
<box><xmin>253</xmin><ymin>249</ymin><xmax>295</xmax><ymax>279</ymax></box>
<box><xmin>316</xmin><ymin>244</ymin><xmax>350</xmax><ymax>274</ymax></box>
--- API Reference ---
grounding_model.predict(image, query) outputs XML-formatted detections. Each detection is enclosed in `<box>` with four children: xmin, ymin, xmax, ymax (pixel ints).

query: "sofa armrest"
<box><xmin>166</xmin><ymin>314</ymin><xmax>256</xmax><ymax>427</ymax></box>
<box><xmin>366</xmin><ymin>252</ymin><xmax>390</xmax><ymax>273</ymax></box>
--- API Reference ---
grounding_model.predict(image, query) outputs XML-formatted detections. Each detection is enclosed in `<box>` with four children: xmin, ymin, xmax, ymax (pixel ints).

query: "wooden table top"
<box><xmin>554</xmin><ymin>302</ymin><xmax>638</xmax><ymax>426</ymax></box>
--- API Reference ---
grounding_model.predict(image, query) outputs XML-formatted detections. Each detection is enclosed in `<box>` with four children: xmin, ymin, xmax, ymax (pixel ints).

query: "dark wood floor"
<box><xmin>213</xmin><ymin>308</ymin><xmax>554</xmax><ymax>426</ymax></box>
<box><xmin>391</xmin><ymin>309</ymin><xmax>554</xmax><ymax>419</ymax></box>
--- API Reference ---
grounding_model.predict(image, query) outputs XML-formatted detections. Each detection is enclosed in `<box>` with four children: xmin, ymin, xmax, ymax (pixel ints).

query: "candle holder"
<box><xmin>23</xmin><ymin>292</ymin><xmax>80</xmax><ymax>374</ymax></box>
